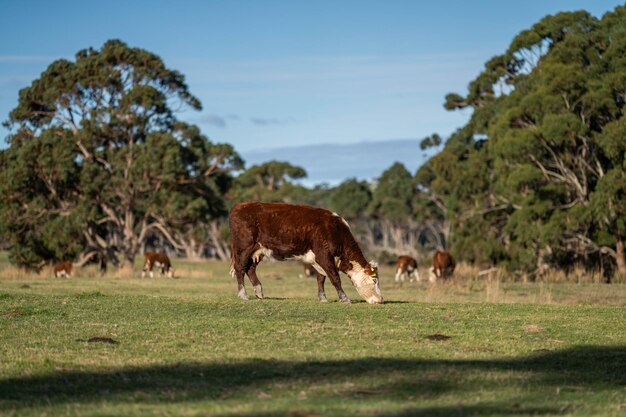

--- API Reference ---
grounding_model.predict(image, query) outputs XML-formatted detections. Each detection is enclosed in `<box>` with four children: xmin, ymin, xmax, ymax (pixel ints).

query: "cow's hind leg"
<box><xmin>316</xmin><ymin>272</ymin><xmax>328</xmax><ymax>302</ymax></box>
<box><xmin>232</xmin><ymin>246</ymin><xmax>256</xmax><ymax>300</ymax></box>
<box><xmin>234</xmin><ymin>267</ymin><xmax>249</xmax><ymax>300</ymax></box>
<box><xmin>246</xmin><ymin>261</ymin><xmax>264</xmax><ymax>299</ymax></box>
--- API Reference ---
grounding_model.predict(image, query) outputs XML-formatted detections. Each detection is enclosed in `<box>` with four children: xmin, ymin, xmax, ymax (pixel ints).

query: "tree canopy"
<box><xmin>417</xmin><ymin>6</ymin><xmax>626</xmax><ymax>278</ymax></box>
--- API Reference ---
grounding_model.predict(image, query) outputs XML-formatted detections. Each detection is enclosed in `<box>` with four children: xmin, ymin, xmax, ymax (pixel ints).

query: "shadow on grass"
<box><xmin>378</xmin><ymin>300</ymin><xmax>412</xmax><ymax>304</ymax></box>
<box><xmin>1</xmin><ymin>346</ymin><xmax>624</xmax><ymax>414</ymax></box>
<box><xmin>206</xmin><ymin>405</ymin><xmax>563</xmax><ymax>417</ymax></box>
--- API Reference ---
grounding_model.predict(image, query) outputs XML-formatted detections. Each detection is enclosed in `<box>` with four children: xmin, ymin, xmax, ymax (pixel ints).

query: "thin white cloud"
<box><xmin>0</xmin><ymin>55</ymin><xmax>59</xmax><ymax>63</ymax></box>
<box><xmin>204</xmin><ymin>114</ymin><xmax>228</xmax><ymax>128</ymax></box>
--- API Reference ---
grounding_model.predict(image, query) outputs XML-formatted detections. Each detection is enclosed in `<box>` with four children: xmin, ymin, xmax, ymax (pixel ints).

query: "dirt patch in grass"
<box><xmin>76</xmin><ymin>337</ymin><xmax>119</xmax><ymax>344</ymax></box>
<box><xmin>425</xmin><ymin>333</ymin><xmax>451</xmax><ymax>341</ymax></box>
<box><xmin>522</xmin><ymin>324</ymin><xmax>544</xmax><ymax>333</ymax></box>
<box><xmin>4</xmin><ymin>310</ymin><xmax>24</xmax><ymax>318</ymax></box>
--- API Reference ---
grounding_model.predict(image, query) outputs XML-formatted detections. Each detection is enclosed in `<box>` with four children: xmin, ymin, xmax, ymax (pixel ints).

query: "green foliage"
<box><xmin>369</xmin><ymin>162</ymin><xmax>414</xmax><ymax>222</ymax></box>
<box><xmin>418</xmin><ymin>5</ymin><xmax>626</xmax><ymax>276</ymax></box>
<box><xmin>327</xmin><ymin>179</ymin><xmax>372</xmax><ymax>219</ymax></box>
<box><xmin>231</xmin><ymin>160</ymin><xmax>308</xmax><ymax>203</ymax></box>
<box><xmin>419</xmin><ymin>133</ymin><xmax>442</xmax><ymax>150</ymax></box>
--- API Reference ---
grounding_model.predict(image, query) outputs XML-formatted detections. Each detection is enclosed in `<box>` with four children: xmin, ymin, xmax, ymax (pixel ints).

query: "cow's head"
<box><xmin>348</xmin><ymin>261</ymin><xmax>383</xmax><ymax>304</ymax></box>
<box><xmin>167</xmin><ymin>266</ymin><xmax>175</xmax><ymax>278</ymax></box>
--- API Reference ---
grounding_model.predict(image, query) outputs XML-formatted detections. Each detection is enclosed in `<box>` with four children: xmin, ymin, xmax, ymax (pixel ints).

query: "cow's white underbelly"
<box><xmin>292</xmin><ymin>251</ymin><xmax>327</xmax><ymax>277</ymax></box>
<box><xmin>252</xmin><ymin>245</ymin><xmax>343</xmax><ymax>278</ymax></box>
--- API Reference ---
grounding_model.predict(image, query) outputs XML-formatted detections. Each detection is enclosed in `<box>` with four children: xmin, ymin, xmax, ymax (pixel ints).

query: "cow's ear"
<box><xmin>368</xmin><ymin>260</ymin><xmax>379</xmax><ymax>276</ymax></box>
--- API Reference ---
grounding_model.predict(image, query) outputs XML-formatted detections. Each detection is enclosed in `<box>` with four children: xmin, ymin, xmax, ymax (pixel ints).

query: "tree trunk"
<box><xmin>122</xmin><ymin>251</ymin><xmax>135</xmax><ymax>270</ymax></box>
<box><xmin>381</xmin><ymin>221</ymin><xmax>390</xmax><ymax>249</ymax></box>
<box><xmin>181</xmin><ymin>236</ymin><xmax>199</xmax><ymax>259</ymax></box>
<box><xmin>615</xmin><ymin>234</ymin><xmax>626</xmax><ymax>275</ymax></box>
<box><xmin>209</xmin><ymin>221</ymin><xmax>230</xmax><ymax>261</ymax></box>
<box><xmin>76</xmin><ymin>250</ymin><xmax>98</xmax><ymax>267</ymax></box>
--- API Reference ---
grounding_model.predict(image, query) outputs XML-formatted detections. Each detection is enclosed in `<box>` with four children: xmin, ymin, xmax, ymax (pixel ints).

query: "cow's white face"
<box><xmin>348</xmin><ymin>261</ymin><xmax>383</xmax><ymax>304</ymax></box>
<box><xmin>167</xmin><ymin>267</ymin><xmax>175</xmax><ymax>278</ymax></box>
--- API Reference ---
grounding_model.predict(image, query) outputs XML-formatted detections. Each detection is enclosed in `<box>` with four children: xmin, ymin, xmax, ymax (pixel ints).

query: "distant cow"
<box><xmin>54</xmin><ymin>261</ymin><xmax>72</xmax><ymax>278</ymax></box>
<box><xmin>395</xmin><ymin>255</ymin><xmax>420</xmax><ymax>283</ymax></box>
<box><xmin>142</xmin><ymin>252</ymin><xmax>174</xmax><ymax>278</ymax></box>
<box><xmin>229</xmin><ymin>202</ymin><xmax>383</xmax><ymax>304</ymax></box>
<box><xmin>430</xmin><ymin>250</ymin><xmax>456</xmax><ymax>282</ymax></box>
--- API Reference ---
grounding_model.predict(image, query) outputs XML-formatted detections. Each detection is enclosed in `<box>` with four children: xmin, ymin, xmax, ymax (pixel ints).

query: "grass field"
<box><xmin>1</xmin><ymin>254</ymin><xmax>625</xmax><ymax>416</ymax></box>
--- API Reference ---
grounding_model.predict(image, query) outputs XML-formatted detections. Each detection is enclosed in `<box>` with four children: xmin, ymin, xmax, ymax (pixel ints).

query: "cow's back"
<box><xmin>54</xmin><ymin>261</ymin><xmax>72</xmax><ymax>277</ymax></box>
<box><xmin>230</xmin><ymin>202</ymin><xmax>348</xmax><ymax>255</ymax></box>
<box><xmin>397</xmin><ymin>255</ymin><xmax>417</xmax><ymax>270</ymax></box>
<box><xmin>145</xmin><ymin>252</ymin><xmax>170</xmax><ymax>266</ymax></box>
<box><xmin>433</xmin><ymin>250</ymin><xmax>455</xmax><ymax>275</ymax></box>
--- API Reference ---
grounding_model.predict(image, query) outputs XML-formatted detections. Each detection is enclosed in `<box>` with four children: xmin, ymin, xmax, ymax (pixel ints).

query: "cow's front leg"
<box><xmin>316</xmin><ymin>254</ymin><xmax>350</xmax><ymax>303</ymax></box>
<box><xmin>316</xmin><ymin>272</ymin><xmax>328</xmax><ymax>302</ymax></box>
<box><xmin>412</xmin><ymin>270</ymin><xmax>421</xmax><ymax>282</ymax></box>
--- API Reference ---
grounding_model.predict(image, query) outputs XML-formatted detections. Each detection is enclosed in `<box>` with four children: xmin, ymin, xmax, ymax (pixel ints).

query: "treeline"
<box><xmin>2</xmin><ymin>5</ymin><xmax>626</xmax><ymax>281</ymax></box>
<box><xmin>417</xmin><ymin>6</ymin><xmax>626</xmax><ymax>280</ymax></box>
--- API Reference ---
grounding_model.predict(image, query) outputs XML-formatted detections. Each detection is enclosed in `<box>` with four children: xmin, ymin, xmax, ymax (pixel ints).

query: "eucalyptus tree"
<box><xmin>1</xmin><ymin>40</ymin><xmax>242</xmax><ymax>269</ymax></box>
<box><xmin>421</xmin><ymin>6</ymin><xmax>626</xmax><ymax>277</ymax></box>
<box><xmin>367</xmin><ymin>163</ymin><xmax>421</xmax><ymax>255</ymax></box>
<box><xmin>231</xmin><ymin>160</ymin><xmax>307</xmax><ymax>203</ymax></box>
<box><xmin>326</xmin><ymin>178</ymin><xmax>374</xmax><ymax>248</ymax></box>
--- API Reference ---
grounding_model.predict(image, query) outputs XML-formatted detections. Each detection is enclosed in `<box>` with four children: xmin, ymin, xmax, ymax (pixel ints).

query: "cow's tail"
<box><xmin>229</xmin><ymin>243</ymin><xmax>236</xmax><ymax>279</ymax></box>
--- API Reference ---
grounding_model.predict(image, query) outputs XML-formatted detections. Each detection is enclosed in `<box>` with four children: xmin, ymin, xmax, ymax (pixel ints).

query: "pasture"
<box><xmin>1</xmin><ymin>254</ymin><xmax>625</xmax><ymax>416</ymax></box>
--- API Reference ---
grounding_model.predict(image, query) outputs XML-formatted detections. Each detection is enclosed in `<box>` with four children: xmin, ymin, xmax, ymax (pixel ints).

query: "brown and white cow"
<box><xmin>429</xmin><ymin>250</ymin><xmax>456</xmax><ymax>282</ymax></box>
<box><xmin>229</xmin><ymin>202</ymin><xmax>383</xmax><ymax>304</ymax></box>
<box><xmin>54</xmin><ymin>261</ymin><xmax>73</xmax><ymax>278</ymax></box>
<box><xmin>395</xmin><ymin>255</ymin><xmax>419</xmax><ymax>283</ymax></box>
<box><xmin>142</xmin><ymin>251</ymin><xmax>174</xmax><ymax>278</ymax></box>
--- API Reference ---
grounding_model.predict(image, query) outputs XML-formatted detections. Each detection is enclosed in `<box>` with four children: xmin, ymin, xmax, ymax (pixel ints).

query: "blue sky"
<box><xmin>0</xmin><ymin>0</ymin><xmax>622</xmax><ymax>158</ymax></box>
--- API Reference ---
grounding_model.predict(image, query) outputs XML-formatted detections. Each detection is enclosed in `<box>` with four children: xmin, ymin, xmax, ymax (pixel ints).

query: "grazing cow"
<box><xmin>430</xmin><ymin>250</ymin><xmax>456</xmax><ymax>282</ymax></box>
<box><xmin>395</xmin><ymin>255</ymin><xmax>420</xmax><ymax>283</ymax></box>
<box><xmin>142</xmin><ymin>251</ymin><xmax>175</xmax><ymax>278</ymax></box>
<box><xmin>229</xmin><ymin>202</ymin><xmax>383</xmax><ymax>304</ymax></box>
<box><xmin>54</xmin><ymin>261</ymin><xmax>73</xmax><ymax>278</ymax></box>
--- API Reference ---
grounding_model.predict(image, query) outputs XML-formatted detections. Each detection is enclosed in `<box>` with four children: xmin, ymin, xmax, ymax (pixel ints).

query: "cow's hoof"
<box><xmin>253</xmin><ymin>285</ymin><xmax>264</xmax><ymax>299</ymax></box>
<box><xmin>319</xmin><ymin>297</ymin><xmax>328</xmax><ymax>303</ymax></box>
<box><xmin>340</xmin><ymin>298</ymin><xmax>351</xmax><ymax>304</ymax></box>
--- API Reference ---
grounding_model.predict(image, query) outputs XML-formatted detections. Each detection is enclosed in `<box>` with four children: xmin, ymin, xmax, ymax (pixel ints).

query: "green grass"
<box><xmin>1</xmin><ymin>257</ymin><xmax>625</xmax><ymax>416</ymax></box>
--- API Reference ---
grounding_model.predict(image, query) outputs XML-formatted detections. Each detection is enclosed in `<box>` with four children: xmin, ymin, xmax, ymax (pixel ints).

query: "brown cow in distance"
<box><xmin>54</xmin><ymin>261</ymin><xmax>72</xmax><ymax>278</ymax></box>
<box><xmin>395</xmin><ymin>255</ymin><xmax>419</xmax><ymax>283</ymax></box>
<box><xmin>229</xmin><ymin>202</ymin><xmax>383</xmax><ymax>304</ymax></box>
<box><xmin>430</xmin><ymin>250</ymin><xmax>456</xmax><ymax>281</ymax></box>
<box><xmin>142</xmin><ymin>252</ymin><xmax>175</xmax><ymax>278</ymax></box>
